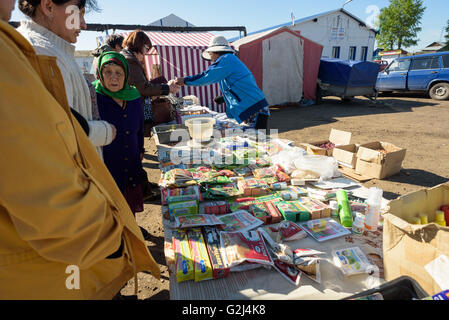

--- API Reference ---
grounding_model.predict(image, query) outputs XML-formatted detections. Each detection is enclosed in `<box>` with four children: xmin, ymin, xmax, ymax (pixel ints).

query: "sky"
<box><xmin>10</xmin><ymin>0</ymin><xmax>449</xmax><ymax>53</ymax></box>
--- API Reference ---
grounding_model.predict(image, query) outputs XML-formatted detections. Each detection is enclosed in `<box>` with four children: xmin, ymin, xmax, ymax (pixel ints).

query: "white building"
<box><xmin>230</xmin><ymin>8</ymin><xmax>377</xmax><ymax>61</ymax></box>
<box><xmin>74</xmin><ymin>50</ymin><xmax>94</xmax><ymax>74</ymax></box>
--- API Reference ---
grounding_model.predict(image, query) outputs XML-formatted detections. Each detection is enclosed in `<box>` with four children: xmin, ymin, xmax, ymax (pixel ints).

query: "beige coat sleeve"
<box><xmin>0</xmin><ymin>38</ymin><xmax>123</xmax><ymax>270</ymax></box>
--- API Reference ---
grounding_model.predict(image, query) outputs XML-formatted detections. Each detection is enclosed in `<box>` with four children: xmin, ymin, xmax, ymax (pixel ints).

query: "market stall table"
<box><xmin>151</xmin><ymin>108</ymin><xmax>387</xmax><ymax>300</ymax></box>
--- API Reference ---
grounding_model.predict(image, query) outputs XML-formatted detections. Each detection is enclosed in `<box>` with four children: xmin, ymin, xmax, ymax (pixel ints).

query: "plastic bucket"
<box><xmin>185</xmin><ymin>117</ymin><xmax>216</xmax><ymax>142</ymax></box>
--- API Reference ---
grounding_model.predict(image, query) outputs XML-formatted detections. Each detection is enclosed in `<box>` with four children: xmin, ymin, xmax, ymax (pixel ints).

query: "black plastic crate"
<box><xmin>153</xmin><ymin>124</ymin><xmax>189</xmax><ymax>145</ymax></box>
<box><xmin>344</xmin><ymin>276</ymin><xmax>429</xmax><ymax>300</ymax></box>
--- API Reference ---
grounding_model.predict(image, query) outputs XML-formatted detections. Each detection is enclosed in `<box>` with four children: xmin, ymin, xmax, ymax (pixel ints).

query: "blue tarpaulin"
<box><xmin>318</xmin><ymin>58</ymin><xmax>380</xmax><ymax>87</ymax></box>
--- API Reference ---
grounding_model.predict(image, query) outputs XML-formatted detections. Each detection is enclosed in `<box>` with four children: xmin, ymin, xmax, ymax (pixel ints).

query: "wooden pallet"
<box><xmin>338</xmin><ymin>166</ymin><xmax>372</xmax><ymax>182</ymax></box>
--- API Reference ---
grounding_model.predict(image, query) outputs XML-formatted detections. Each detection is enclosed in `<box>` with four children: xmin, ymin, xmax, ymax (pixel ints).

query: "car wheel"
<box><xmin>429</xmin><ymin>83</ymin><xmax>449</xmax><ymax>100</ymax></box>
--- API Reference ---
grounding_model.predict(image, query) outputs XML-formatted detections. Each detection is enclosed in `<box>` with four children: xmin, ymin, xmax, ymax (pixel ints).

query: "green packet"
<box><xmin>203</xmin><ymin>183</ymin><xmax>243</xmax><ymax>200</ymax></box>
<box><xmin>228</xmin><ymin>193</ymin><xmax>283</xmax><ymax>212</ymax></box>
<box><xmin>200</xmin><ymin>175</ymin><xmax>232</xmax><ymax>185</ymax></box>
<box><xmin>274</xmin><ymin>201</ymin><xmax>310</xmax><ymax>223</ymax></box>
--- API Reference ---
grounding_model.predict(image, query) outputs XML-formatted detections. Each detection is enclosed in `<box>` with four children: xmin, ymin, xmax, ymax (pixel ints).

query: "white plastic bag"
<box><xmin>271</xmin><ymin>147</ymin><xmax>307</xmax><ymax>174</ymax></box>
<box><xmin>293</xmin><ymin>154</ymin><xmax>340</xmax><ymax>181</ymax></box>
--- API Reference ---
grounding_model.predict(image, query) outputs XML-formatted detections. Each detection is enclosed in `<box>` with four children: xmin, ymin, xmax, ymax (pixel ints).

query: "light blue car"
<box><xmin>376</xmin><ymin>52</ymin><xmax>449</xmax><ymax>100</ymax></box>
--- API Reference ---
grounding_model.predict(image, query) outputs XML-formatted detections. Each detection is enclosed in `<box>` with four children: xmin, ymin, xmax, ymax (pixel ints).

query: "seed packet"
<box><xmin>202</xmin><ymin>201</ymin><xmax>229</xmax><ymax>215</ymax></box>
<box><xmin>332</xmin><ymin>246</ymin><xmax>377</xmax><ymax>277</ymax></box>
<box><xmin>160</xmin><ymin>168</ymin><xmax>200</xmax><ymax>188</ymax></box>
<box><xmin>218</xmin><ymin>169</ymin><xmax>236</xmax><ymax>177</ymax></box>
<box><xmin>166</xmin><ymin>194</ymin><xmax>198</xmax><ymax>205</ymax></box>
<box><xmin>168</xmin><ymin>200</ymin><xmax>199</xmax><ymax>220</ymax></box>
<box><xmin>237</xmin><ymin>179</ymin><xmax>270</xmax><ymax>197</ymax></box>
<box><xmin>293</xmin><ymin>248</ymin><xmax>325</xmax><ymax>284</ymax></box>
<box><xmin>220</xmin><ymin>230</ymin><xmax>273</xmax><ymax>268</ymax></box>
<box><xmin>232</xmin><ymin>166</ymin><xmax>253</xmax><ymax>177</ymax></box>
<box><xmin>161</xmin><ymin>185</ymin><xmax>202</xmax><ymax>205</ymax></box>
<box><xmin>252</xmin><ymin>166</ymin><xmax>278</xmax><ymax>179</ymax></box>
<box><xmin>275</xmin><ymin>166</ymin><xmax>291</xmax><ymax>183</ymax></box>
<box><xmin>203</xmin><ymin>183</ymin><xmax>243</xmax><ymax>199</ymax></box>
<box><xmin>172</xmin><ymin>229</ymin><xmax>194</xmax><ymax>283</ymax></box>
<box><xmin>266</xmin><ymin>220</ymin><xmax>308</xmax><ymax>242</ymax></box>
<box><xmin>187</xmin><ymin>228</ymin><xmax>213</xmax><ymax>282</ymax></box>
<box><xmin>202</xmin><ymin>227</ymin><xmax>230</xmax><ymax>279</ymax></box>
<box><xmin>250</xmin><ymin>203</ymin><xmax>271</xmax><ymax>222</ymax></box>
<box><xmin>218</xmin><ymin>210</ymin><xmax>264</xmax><ymax>233</ymax></box>
<box><xmin>273</xmin><ymin>259</ymin><xmax>302</xmax><ymax>286</ymax></box>
<box><xmin>175</xmin><ymin>214</ymin><xmax>223</xmax><ymax>229</ymax></box>
<box><xmin>275</xmin><ymin>201</ymin><xmax>310</xmax><ymax>223</ymax></box>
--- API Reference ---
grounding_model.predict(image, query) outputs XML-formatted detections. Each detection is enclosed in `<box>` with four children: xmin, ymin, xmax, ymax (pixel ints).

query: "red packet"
<box><xmin>273</xmin><ymin>259</ymin><xmax>301</xmax><ymax>286</ymax></box>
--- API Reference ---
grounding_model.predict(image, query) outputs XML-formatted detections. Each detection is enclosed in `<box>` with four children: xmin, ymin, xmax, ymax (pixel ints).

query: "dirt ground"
<box><xmin>119</xmin><ymin>92</ymin><xmax>449</xmax><ymax>300</ymax></box>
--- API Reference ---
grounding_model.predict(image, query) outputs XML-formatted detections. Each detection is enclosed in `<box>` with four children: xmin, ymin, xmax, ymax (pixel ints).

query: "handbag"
<box><xmin>151</xmin><ymin>97</ymin><xmax>175</xmax><ymax>124</ymax></box>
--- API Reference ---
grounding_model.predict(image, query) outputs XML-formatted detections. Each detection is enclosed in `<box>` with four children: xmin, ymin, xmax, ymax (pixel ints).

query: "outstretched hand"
<box><xmin>167</xmin><ymin>79</ymin><xmax>181</xmax><ymax>94</ymax></box>
<box><xmin>174</xmin><ymin>77</ymin><xmax>185</xmax><ymax>86</ymax></box>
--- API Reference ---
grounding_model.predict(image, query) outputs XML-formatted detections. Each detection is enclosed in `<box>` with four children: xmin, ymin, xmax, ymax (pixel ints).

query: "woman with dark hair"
<box><xmin>121</xmin><ymin>29</ymin><xmax>180</xmax><ymax>127</ymax></box>
<box><xmin>121</xmin><ymin>30</ymin><xmax>180</xmax><ymax>200</ymax></box>
<box><xmin>106</xmin><ymin>33</ymin><xmax>124</xmax><ymax>52</ymax></box>
<box><xmin>17</xmin><ymin>0</ymin><xmax>116</xmax><ymax>159</ymax></box>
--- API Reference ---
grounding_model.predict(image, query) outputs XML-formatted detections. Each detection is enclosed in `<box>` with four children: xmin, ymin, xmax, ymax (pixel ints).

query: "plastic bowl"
<box><xmin>185</xmin><ymin>117</ymin><xmax>216</xmax><ymax>142</ymax></box>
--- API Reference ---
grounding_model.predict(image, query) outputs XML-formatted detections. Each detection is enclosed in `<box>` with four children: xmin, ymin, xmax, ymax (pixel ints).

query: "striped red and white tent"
<box><xmin>100</xmin><ymin>32</ymin><xmax>224</xmax><ymax>112</ymax></box>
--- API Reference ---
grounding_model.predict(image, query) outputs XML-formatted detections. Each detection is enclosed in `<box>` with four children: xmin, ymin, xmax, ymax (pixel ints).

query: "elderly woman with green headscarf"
<box><xmin>94</xmin><ymin>51</ymin><xmax>156</xmax><ymax>215</ymax></box>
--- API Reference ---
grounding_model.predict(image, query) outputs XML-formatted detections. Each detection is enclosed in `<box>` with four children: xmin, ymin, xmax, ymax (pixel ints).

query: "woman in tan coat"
<box><xmin>0</xmin><ymin>0</ymin><xmax>159</xmax><ymax>299</ymax></box>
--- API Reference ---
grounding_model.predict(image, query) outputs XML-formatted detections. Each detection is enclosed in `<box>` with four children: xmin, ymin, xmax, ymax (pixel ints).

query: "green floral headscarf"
<box><xmin>92</xmin><ymin>51</ymin><xmax>141</xmax><ymax>101</ymax></box>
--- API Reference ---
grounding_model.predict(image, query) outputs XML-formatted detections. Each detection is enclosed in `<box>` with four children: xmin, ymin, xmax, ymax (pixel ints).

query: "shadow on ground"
<box><xmin>144</xmin><ymin>290</ymin><xmax>170</xmax><ymax>300</ymax></box>
<box><xmin>269</xmin><ymin>96</ymin><xmax>438</xmax><ymax>133</ymax></box>
<box><xmin>387</xmin><ymin>169</ymin><xmax>449</xmax><ymax>188</ymax></box>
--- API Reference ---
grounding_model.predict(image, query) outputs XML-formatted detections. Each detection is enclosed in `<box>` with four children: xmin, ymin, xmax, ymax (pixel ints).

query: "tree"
<box><xmin>445</xmin><ymin>20</ymin><xmax>449</xmax><ymax>46</ymax></box>
<box><xmin>376</xmin><ymin>0</ymin><xmax>426</xmax><ymax>50</ymax></box>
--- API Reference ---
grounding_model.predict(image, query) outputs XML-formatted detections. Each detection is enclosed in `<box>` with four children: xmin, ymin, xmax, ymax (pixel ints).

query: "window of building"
<box><xmin>332</xmin><ymin>46</ymin><xmax>340</xmax><ymax>59</ymax></box>
<box><xmin>361</xmin><ymin>46</ymin><xmax>368</xmax><ymax>61</ymax></box>
<box><xmin>348</xmin><ymin>46</ymin><xmax>357</xmax><ymax>60</ymax></box>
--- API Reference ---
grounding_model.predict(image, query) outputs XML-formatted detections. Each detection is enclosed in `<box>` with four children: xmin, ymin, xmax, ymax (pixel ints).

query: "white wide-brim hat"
<box><xmin>202</xmin><ymin>35</ymin><xmax>235</xmax><ymax>61</ymax></box>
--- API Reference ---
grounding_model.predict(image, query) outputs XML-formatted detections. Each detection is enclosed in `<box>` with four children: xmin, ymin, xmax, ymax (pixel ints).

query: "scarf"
<box><xmin>92</xmin><ymin>51</ymin><xmax>141</xmax><ymax>101</ymax></box>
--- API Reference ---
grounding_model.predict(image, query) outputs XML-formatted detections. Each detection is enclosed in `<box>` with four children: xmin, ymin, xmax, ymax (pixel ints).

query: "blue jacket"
<box><xmin>184</xmin><ymin>53</ymin><xmax>268</xmax><ymax>123</ymax></box>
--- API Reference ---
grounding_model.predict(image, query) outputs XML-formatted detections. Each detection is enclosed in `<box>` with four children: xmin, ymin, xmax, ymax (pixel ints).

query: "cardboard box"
<box><xmin>355</xmin><ymin>141</ymin><xmax>406</xmax><ymax>179</ymax></box>
<box><xmin>383</xmin><ymin>183</ymin><xmax>449</xmax><ymax>295</ymax></box>
<box><xmin>333</xmin><ymin>144</ymin><xmax>359</xmax><ymax>169</ymax></box>
<box><xmin>301</xmin><ymin>129</ymin><xmax>352</xmax><ymax>156</ymax></box>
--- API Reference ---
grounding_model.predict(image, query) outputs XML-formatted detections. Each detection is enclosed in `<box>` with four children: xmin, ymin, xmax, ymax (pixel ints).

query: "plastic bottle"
<box><xmin>352</xmin><ymin>216</ymin><xmax>365</xmax><ymax>235</ymax></box>
<box><xmin>364</xmin><ymin>187</ymin><xmax>383</xmax><ymax>232</ymax></box>
<box><xmin>419</xmin><ymin>213</ymin><xmax>429</xmax><ymax>225</ymax></box>
<box><xmin>329</xmin><ymin>200</ymin><xmax>339</xmax><ymax>218</ymax></box>
<box><xmin>435</xmin><ymin>210</ymin><xmax>446</xmax><ymax>227</ymax></box>
<box><xmin>336</xmin><ymin>189</ymin><xmax>353</xmax><ymax>228</ymax></box>
<box><xmin>440</xmin><ymin>205</ymin><xmax>449</xmax><ymax>226</ymax></box>
<box><xmin>410</xmin><ymin>217</ymin><xmax>421</xmax><ymax>225</ymax></box>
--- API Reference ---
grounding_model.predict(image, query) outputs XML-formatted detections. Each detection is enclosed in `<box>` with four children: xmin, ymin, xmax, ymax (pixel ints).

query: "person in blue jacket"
<box><xmin>175</xmin><ymin>36</ymin><xmax>270</xmax><ymax>130</ymax></box>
